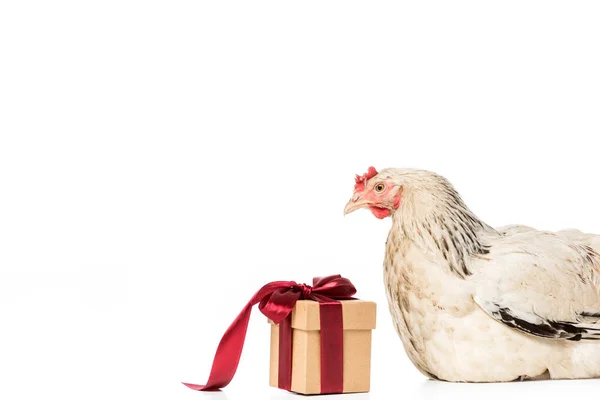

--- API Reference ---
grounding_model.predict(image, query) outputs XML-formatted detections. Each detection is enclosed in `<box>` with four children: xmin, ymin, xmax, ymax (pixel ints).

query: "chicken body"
<box><xmin>346</xmin><ymin>168</ymin><xmax>600</xmax><ymax>382</ymax></box>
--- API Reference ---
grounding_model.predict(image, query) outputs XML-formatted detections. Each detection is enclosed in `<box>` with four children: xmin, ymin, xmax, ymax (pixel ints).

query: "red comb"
<box><xmin>354</xmin><ymin>166</ymin><xmax>378</xmax><ymax>192</ymax></box>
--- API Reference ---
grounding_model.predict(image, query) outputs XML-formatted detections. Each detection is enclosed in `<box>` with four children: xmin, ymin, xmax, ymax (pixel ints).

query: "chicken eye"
<box><xmin>374</xmin><ymin>183</ymin><xmax>385</xmax><ymax>193</ymax></box>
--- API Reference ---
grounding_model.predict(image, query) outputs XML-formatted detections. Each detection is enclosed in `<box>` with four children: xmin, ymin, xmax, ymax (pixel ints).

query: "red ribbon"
<box><xmin>183</xmin><ymin>275</ymin><xmax>356</xmax><ymax>393</ymax></box>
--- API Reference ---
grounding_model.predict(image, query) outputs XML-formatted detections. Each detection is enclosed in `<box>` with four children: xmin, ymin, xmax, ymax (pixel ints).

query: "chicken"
<box><xmin>344</xmin><ymin>167</ymin><xmax>600</xmax><ymax>382</ymax></box>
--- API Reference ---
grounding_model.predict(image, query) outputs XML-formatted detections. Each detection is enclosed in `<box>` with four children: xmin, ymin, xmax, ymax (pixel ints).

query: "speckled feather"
<box><xmin>367</xmin><ymin>169</ymin><xmax>600</xmax><ymax>382</ymax></box>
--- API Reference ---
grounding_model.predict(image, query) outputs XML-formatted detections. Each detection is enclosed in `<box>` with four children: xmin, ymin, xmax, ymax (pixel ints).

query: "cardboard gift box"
<box><xmin>182</xmin><ymin>275</ymin><xmax>370</xmax><ymax>394</ymax></box>
<box><xmin>269</xmin><ymin>300</ymin><xmax>377</xmax><ymax>395</ymax></box>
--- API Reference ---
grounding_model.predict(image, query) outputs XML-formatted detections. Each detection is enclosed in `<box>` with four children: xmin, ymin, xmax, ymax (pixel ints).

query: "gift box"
<box><xmin>269</xmin><ymin>300</ymin><xmax>376</xmax><ymax>394</ymax></box>
<box><xmin>183</xmin><ymin>275</ymin><xmax>375</xmax><ymax>395</ymax></box>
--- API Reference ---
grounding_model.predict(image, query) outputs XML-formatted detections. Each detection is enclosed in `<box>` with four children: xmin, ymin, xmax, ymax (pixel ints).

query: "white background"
<box><xmin>1</xmin><ymin>1</ymin><xmax>600</xmax><ymax>399</ymax></box>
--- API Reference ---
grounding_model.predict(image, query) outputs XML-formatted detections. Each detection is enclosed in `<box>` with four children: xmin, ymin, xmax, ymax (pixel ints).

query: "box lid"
<box><xmin>269</xmin><ymin>300</ymin><xmax>376</xmax><ymax>331</ymax></box>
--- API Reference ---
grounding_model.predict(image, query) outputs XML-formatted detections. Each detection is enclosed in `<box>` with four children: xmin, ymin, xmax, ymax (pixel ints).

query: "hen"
<box><xmin>344</xmin><ymin>167</ymin><xmax>600</xmax><ymax>382</ymax></box>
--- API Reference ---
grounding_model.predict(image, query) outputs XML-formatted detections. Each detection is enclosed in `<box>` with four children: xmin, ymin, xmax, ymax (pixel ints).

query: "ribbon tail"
<box><xmin>182</xmin><ymin>383</ymin><xmax>217</xmax><ymax>391</ymax></box>
<box><xmin>183</xmin><ymin>302</ymin><xmax>253</xmax><ymax>391</ymax></box>
<box><xmin>183</xmin><ymin>281</ymin><xmax>296</xmax><ymax>391</ymax></box>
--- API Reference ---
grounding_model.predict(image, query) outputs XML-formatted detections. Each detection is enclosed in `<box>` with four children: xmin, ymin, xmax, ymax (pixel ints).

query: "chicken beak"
<box><xmin>344</xmin><ymin>196</ymin><xmax>371</xmax><ymax>215</ymax></box>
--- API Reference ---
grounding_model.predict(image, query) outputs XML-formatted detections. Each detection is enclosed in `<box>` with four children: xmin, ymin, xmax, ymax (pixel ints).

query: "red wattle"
<box><xmin>369</xmin><ymin>207</ymin><xmax>390</xmax><ymax>219</ymax></box>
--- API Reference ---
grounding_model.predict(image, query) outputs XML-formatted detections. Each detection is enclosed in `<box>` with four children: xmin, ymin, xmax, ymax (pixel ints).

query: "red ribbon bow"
<box><xmin>183</xmin><ymin>275</ymin><xmax>356</xmax><ymax>393</ymax></box>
